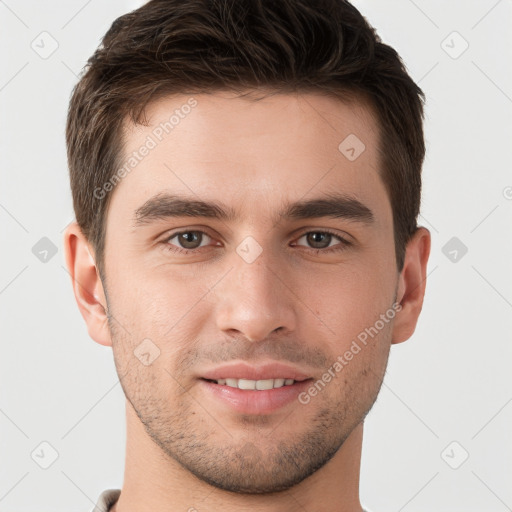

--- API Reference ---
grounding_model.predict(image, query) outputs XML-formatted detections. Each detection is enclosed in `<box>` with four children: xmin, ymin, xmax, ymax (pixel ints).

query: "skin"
<box><xmin>64</xmin><ymin>90</ymin><xmax>430</xmax><ymax>512</ymax></box>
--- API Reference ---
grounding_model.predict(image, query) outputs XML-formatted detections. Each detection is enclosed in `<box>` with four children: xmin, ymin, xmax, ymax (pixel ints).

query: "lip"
<box><xmin>200</xmin><ymin>361</ymin><xmax>311</xmax><ymax>381</ymax></box>
<box><xmin>198</xmin><ymin>361</ymin><xmax>313</xmax><ymax>415</ymax></box>
<box><xmin>199</xmin><ymin>378</ymin><xmax>313</xmax><ymax>415</ymax></box>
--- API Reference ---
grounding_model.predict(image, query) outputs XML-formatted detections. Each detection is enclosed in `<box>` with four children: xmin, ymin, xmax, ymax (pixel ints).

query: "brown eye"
<box><xmin>163</xmin><ymin>230</ymin><xmax>214</xmax><ymax>253</ymax></box>
<box><xmin>304</xmin><ymin>232</ymin><xmax>333</xmax><ymax>249</ymax></box>
<box><xmin>176</xmin><ymin>231</ymin><xmax>204</xmax><ymax>249</ymax></box>
<box><xmin>295</xmin><ymin>230</ymin><xmax>350</xmax><ymax>252</ymax></box>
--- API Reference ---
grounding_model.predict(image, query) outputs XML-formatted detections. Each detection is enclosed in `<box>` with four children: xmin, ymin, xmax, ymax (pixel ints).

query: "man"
<box><xmin>63</xmin><ymin>0</ymin><xmax>430</xmax><ymax>510</ymax></box>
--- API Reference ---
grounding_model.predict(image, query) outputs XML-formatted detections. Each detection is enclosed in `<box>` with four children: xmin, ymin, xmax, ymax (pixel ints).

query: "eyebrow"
<box><xmin>132</xmin><ymin>191</ymin><xmax>375</xmax><ymax>227</ymax></box>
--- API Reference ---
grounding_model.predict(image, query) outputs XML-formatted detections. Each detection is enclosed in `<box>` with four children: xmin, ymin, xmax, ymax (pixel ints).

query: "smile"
<box><xmin>203</xmin><ymin>377</ymin><xmax>298</xmax><ymax>390</ymax></box>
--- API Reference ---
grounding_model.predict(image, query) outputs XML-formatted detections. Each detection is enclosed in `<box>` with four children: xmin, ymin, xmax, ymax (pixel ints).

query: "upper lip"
<box><xmin>200</xmin><ymin>362</ymin><xmax>312</xmax><ymax>382</ymax></box>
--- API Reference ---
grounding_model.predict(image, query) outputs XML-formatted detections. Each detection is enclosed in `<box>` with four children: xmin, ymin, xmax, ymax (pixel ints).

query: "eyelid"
<box><xmin>159</xmin><ymin>224</ymin><xmax>218</xmax><ymax>240</ymax></box>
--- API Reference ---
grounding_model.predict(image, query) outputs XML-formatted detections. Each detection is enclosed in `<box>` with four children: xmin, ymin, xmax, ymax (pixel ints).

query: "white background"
<box><xmin>0</xmin><ymin>1</ymin><xmax>511</xmax><ymax>510</ymax></box>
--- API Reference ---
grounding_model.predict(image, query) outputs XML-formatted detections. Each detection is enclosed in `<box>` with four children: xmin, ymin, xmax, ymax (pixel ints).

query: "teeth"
<box><xmin>256</xmin><ymin>379</ymin><xmax>274</xmax><ymax>390</ymax></box>
<box><xmin>214</xmin><ymin>378</ymin><xmax>297</xmax><ymax>390</ymax></box>
<box><xmin>238</xmin><ymin>379</ymin><xmax>256</xmax><ymax>390</ymax></box>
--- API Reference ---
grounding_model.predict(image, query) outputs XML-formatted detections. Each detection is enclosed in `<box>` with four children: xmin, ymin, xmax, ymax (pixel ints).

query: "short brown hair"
<box><xmin>66</xmin><ymin>0</ymin><xmax>425</xmax><ymax>278</ymax></box>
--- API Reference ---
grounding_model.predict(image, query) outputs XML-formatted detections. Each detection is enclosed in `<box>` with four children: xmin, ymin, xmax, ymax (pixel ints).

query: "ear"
<box><xmin>63</xmin><ymin>221</ymin><xmax>112</xmax><ymax>347</ymax></box>
<box><xmin>392</xmin><ymin>227</ymin><xmax>431</xmax><ymax>345</ymax></box>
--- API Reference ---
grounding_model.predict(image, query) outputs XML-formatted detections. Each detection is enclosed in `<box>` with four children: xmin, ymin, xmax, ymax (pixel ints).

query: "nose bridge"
<box><xmin>214</xmin><ymin>238</ymin><xmax>297</xmax><ymax>342</ymax></box>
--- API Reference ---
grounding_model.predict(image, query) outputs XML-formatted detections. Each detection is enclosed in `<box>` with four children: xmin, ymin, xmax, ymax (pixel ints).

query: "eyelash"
<box><xmin>160</xmin><ymin>229</ymin><xmax>352</xmax><ymax>256</ymax></box>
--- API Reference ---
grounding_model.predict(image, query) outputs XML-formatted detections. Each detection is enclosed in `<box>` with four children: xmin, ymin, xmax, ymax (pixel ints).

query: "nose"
<box><xmin>214</xmin><ymin>246</ymin><xmax>298</xmax><ymax>343</ymax></box>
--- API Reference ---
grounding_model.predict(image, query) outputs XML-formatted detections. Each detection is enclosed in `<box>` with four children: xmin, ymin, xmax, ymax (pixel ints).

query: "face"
<box><xmin>101</xmin><ymin>90</ymin><xmax>398</xmax><ymax>493</ymax></box>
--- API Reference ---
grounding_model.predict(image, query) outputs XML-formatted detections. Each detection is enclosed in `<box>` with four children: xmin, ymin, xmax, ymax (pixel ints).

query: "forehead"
<box><xmin>106</xmin><ymin>90</ymin><xmax>389</xmax><ymax>229</ymax></box>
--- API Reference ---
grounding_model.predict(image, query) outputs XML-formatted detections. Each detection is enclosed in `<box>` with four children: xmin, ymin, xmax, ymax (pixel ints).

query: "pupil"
<box><xmin>308</xmin><ymin>232</ymin><xmax>330</xmax><ymax>248</ymax></box>
<box><xmin>180</xmin><ymin>232</ymin><xmax>199</xmax><ymax>248</ymax></box>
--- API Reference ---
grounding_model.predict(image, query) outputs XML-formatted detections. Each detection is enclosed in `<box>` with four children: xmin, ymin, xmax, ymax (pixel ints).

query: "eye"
<box><xmin>162</xmin><ymin>230</ymin><xmax>216</xmax><ymax>254</ymax></box>
<box><xmin>293</xmin><ymin>230</ymin><xmax>351</xmax><ymax>253</ymax></box>
<box><xmin>160</xmin><ymin>228</ymin><xmax>352</xmax><ymax>256</ymax></box>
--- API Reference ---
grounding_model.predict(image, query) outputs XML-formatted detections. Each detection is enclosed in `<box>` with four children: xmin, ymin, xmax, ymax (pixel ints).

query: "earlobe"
<box><xmin>63</xmin><ymin>222</ymin><xmax>112</xmax><ymax>347</ymax></box>
<box><xmin>391</xmin><ymin>227</ymin><xmax>431</xmax><ymax>345</ymax></box>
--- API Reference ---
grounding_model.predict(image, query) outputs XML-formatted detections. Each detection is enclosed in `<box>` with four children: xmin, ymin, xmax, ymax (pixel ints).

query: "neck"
<box><xmin>112</xmin><ymin>401</ymin><xmax>365</xmax><ymax>512</ymax></box>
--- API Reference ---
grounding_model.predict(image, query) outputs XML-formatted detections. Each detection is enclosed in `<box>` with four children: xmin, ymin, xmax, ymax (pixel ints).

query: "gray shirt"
<box><xmin>91</xmin><ymin>489</ymin><xmax>120</xmax><ymax>511</ymax></box>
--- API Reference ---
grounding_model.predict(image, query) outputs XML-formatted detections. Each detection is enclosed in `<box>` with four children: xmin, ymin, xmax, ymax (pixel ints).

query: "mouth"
<box><xmin>201</xmin><ymin>377</ymin><xmax>305</xmax><ymax>390</ymax></box>
<box><xmin>197</xmin><ymin>362</ymin><xmax>315</xmax><ymax>414</ymax></box>
<box><xmin>198</xmin><ymin>375</ymin><xmax>314</xmax><ymax>415</ymax></box>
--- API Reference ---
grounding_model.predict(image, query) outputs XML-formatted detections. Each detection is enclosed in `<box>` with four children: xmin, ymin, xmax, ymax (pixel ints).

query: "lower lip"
<box><xmin>199</xmin><ymin>379</ymin><xmax>313</xmax><ymax>415</ymax></box>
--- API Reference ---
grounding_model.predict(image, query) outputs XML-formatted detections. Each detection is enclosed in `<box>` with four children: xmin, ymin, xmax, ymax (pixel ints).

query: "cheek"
<box><xmin>302</xmin><ymin>263</ymin><xmax>396</xmax><ymax>347</ymax></box>
<box><xmin>108</xmin><ymin>273</ymin><xmax>212</xmax><ymax>381</ymax></box>
<box><xmin>109</xmin><ymin>261</ymin><xmax>209</xmax><ymax>329</ymax></box>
